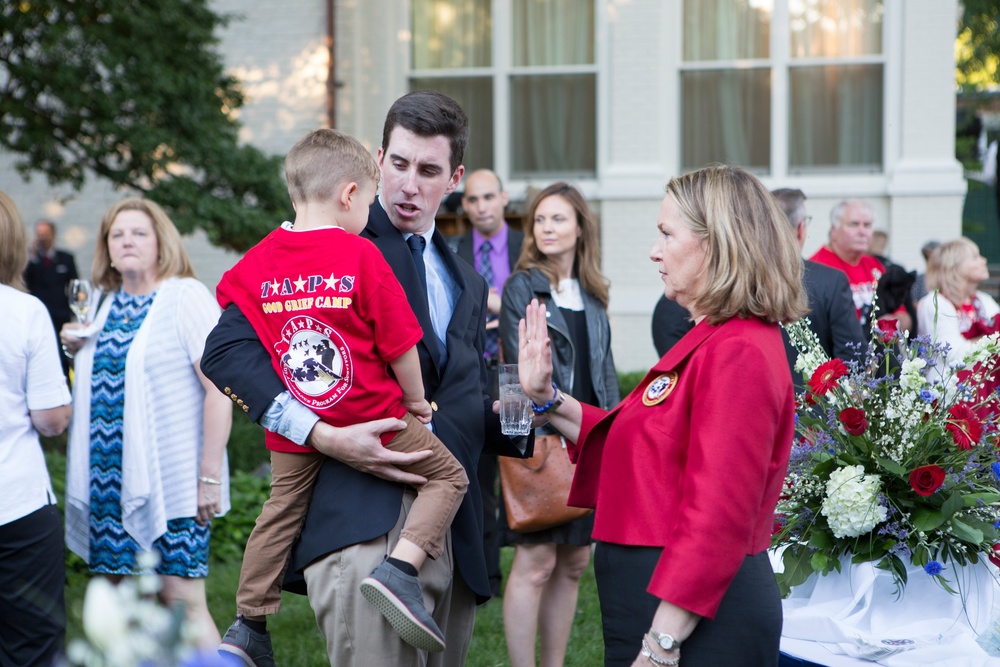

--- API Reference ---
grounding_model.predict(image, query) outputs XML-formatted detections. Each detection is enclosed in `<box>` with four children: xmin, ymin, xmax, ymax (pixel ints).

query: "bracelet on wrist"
<box><xmin>198</xmin><ymin>476</ymin><xmax>222</xmax><ymax>486</ymax></box>
<box><xmin>640</xmin><ymin>637</ymin><xmax>680</xmax><ymax>666</ymax></box>
<box><xmin>531</xmin><ymin>383</ymin><xmax>565</xmax><ymax>414</ymax></box>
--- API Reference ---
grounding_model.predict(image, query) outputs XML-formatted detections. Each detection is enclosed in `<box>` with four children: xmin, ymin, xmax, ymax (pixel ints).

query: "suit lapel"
<box><xmin>432</xmin><ymin>230</ymin><xmax>474</xmax><ymax>344</ymax></box>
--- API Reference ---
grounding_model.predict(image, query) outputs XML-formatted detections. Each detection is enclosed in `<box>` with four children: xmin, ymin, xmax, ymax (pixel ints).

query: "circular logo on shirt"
<box><xmin>277</xmin><ymin>316</ymin><xmax>353</xmax><ymax>409</ymax></box>
<box><xmin>642</xmin><ymin>372</ymin><xmax>679</xmax><ymax>406</ymax></box>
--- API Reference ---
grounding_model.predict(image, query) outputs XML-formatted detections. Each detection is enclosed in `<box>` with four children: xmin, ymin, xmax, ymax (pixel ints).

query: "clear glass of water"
<box><xmin>66</xmin><ymin>279</ymin><xmax>93</xmax><ymax>323</ymax></box>
<box><xmin>499</xmin><ymin>364</ymin><xmax>533</xmax><ymax>436</ymax></box>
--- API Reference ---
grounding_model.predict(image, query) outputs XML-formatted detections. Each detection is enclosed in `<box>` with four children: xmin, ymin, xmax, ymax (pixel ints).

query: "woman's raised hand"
<box><xmin>518</xmin><ymin>299</ymin><xmax>555</xmax><ymax>403</ymax></box>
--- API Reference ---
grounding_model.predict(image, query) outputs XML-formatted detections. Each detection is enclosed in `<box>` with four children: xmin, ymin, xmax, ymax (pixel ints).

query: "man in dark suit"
<box><xmin>451</xmin><ymin>168</ymin><xmax>524</xmax><ymax>598</ymax></box>
<box><xmin>651</xmin><ymin>189</ymin><xmax>864</xmax><ymax>388</ymax></box>
<box><xmin>24</xmin><ymin>219</ymin><xmax>78</xmax><ymax>378</ymax></box>
<box><xmin>201</xmin><ymin>91</ymin><xmax>531</xmax><ymax>666</ymax></box>
<box><xmin>771</xmin><ymin>188</ymin><xmax>866</xmax><ymax>386</ymax></box>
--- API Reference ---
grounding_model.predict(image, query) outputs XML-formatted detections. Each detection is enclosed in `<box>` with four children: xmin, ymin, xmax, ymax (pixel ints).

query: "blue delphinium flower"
<box><xmin>924</xmin><ymin>561</ymin><xmax>943</xmax><ymax>576</ymax></box>
<box><xmin>992</xmin><ymin>462</ymin><xmax>1000</xmax><ymax>481</ymax></box>
<box><xmin>919</xmin><ymin>388</ymin><xmax>935</xmax><ymax>403</ymax></box>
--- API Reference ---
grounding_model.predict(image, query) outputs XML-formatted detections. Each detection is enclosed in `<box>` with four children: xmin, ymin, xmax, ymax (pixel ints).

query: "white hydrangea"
<box><xmin>820</xmin><ymin>465</ymin><xmax>888</xmax><ymax>538</ymax></box>
<box><xmin>900</xmin><ymin>358</ymin><xmax>928</xmax><ymax>392</ymax></box>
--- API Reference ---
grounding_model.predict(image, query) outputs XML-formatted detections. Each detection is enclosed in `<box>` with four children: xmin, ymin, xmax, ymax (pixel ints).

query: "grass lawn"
<box><xmin>65</xmin><ymin>546</ymin><xmax>604</xmax><ymax>666</ymax></box>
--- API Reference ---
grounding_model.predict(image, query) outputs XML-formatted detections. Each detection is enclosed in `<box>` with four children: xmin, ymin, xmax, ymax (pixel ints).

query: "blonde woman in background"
<box><xmin>917</xmin><ymin>238</ymin><xmax>1000</xmax><ymax>368</ymax></box>
<box><xmin>499</xmin><ymin>182</ymin><xmax>620</xmax><ymax>667</ymax></box>
<box><xmin>61</xmin><ymin>198</ymin><xmax>231</xmax><ymax>647</ymax></box>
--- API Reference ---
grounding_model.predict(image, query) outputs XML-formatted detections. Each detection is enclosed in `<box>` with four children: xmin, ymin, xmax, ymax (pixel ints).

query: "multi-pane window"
<box><xmin>410</xmin><ymin>0</ymin><xmax>597</xmax><ymax>178</ymax></box>
<box><xmin>681</xmin><ymin>0</ymin><xmax>884</xmax><ymax>175</ymax></box>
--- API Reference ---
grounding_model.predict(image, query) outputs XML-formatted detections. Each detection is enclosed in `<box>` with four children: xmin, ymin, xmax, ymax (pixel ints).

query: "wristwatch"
<box><xmin>649</xmin><ymin>629</ymin><xmax>681</xmax><ymax>651</ymax></box>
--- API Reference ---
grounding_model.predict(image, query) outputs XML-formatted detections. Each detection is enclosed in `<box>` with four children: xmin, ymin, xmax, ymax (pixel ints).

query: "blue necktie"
<box><xmin>479</xmin><ymin>241</ymin><xmax>500</xmax><ymax>361</ymax></box>
<box><xmin>407</xmin><ymin>234</ymin><xmax>447</xmax><ymax>365</ymax></box>
<box><xmin>407</xmin><ymin>234</ymin><xmax>427</xmax><ymax>295</ymax></box>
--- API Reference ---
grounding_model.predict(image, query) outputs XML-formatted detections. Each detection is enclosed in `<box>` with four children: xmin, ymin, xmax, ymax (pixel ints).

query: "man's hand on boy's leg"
<box><xmin>306</xmin><ymin>417</ymin><xmax>433</xmax><ymax>485</ymax></box>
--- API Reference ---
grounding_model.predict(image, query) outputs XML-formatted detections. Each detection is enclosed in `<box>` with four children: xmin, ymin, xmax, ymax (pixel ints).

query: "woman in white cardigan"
<box><xmin>61</xmin><ymin>198</ymin><xmax>231</xmax><ymax>647</ymax></box>
<box><xmin>917</xmin><ymin>237</ymin><xmax>1000</xmax><ymax>368</ymax></box>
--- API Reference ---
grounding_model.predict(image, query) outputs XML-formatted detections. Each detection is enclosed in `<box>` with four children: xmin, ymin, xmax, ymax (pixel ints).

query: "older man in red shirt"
<box><xmin>810</xmin><ymin>199</ymin><xmax>912</xmax><ymax>332</ymax></box>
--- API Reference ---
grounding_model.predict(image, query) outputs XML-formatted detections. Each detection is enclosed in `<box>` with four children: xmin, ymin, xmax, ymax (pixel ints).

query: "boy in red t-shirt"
<box><xmin>217</xmin><ymin>129</ymin><xmax>467</xmax><ymax>661</ymax></box>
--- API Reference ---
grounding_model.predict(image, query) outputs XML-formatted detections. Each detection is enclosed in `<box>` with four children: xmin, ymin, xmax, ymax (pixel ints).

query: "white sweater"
<box><xmin>65</xmin><ymin>277</ymin><xmax>229</xmax><ymax>560</ymax></box>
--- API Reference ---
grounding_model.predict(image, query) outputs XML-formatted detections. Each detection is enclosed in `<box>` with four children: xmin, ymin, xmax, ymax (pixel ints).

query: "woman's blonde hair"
<box><xmin>666</xmin><ymin>165</ymin><xmax>807</xmax><ymax>325</ymax></box>
<box><xmin>925</xmin><ymin>237</ymin><xmax>979</xmax><ymax>304</ymax></box>
<box><xmin>515</xmin><ymin>182</ymin><xmax>610</xmax><ymax>309</ymax></box>
<box><xmin>93</xmin><ymin>198</ymin><xmax>196</xmax><ymax>291</ymax></box>
<box><xmin>0</xmin><ymin>190</ymin><xmax>28</xmax><ymax>290</ymax></box>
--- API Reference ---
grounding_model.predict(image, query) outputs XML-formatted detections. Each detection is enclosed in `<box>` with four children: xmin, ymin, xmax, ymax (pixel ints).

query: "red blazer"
<box><xmin>567</xmin><ymin>316</ymin><xmax>795</xmax><ymax>619</ymax></box>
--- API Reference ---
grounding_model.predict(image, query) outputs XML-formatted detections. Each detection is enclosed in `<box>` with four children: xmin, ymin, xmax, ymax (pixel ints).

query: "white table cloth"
<box><xmin>773</xmin><ymin>552</ymin><xmax>1000</xmax><ymax>665</ymax></box>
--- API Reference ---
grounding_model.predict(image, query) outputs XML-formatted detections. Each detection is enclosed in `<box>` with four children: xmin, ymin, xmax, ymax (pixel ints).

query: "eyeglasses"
<box><xmin>802</xmin><ymin>216</ymin><xmax>813</xmax><ymax>226</ymax></box>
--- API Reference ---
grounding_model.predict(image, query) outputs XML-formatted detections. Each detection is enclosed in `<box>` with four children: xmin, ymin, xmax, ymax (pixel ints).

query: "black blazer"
<box><xmin>200</xmin><ymin>201</ymin><xmax>531</xmax><ymax>603</ymax></box>
<box><xmin>649</xmin><ymin>260</ymin><xmax>865</xmax><ymax>389</ymax></box>
<box><xmin>783</xmin><ymin>260</ymin><xmax>866</xmax><ymax>389</ymax></box>
<box><xmin>24</xmin><ymin>249</ymin><xmax>78</xmax><ymax>327</ymax></box>
<box><xmin>452</xmin><ymin>226</ymin><xmax>525</xmax><ymax>276</ymax></box>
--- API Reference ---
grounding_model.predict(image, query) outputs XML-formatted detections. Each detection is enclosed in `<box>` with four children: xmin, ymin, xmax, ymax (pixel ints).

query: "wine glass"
<box><xmin>67</xmin><ymin>279</ymin><xmax>93</xmax><ymax>324</ymax></box>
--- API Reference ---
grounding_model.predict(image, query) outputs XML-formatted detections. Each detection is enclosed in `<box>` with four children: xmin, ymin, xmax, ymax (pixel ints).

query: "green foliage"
<box><xmin>617</xmin><ymin>370</ymin><xmax>646</xmax><ymax>398</ymax></box>
<box><xmin>0</xmin><ymin>0</ymin><xmax>289</xmax><ymax>252</ymax></box>
<box><xmin>225</xmin><ymin>405</ymin><xmax>269</xmax><ymax>474</ymax></box>
<box><xmin>956</xmin><ymin>0</ymin><xmax>1000</xmax><ymax>93</ymax></box>
<box><xmin>209</xmin><ymin>470</ymin><xmax>270</xmax><ymax>564</ymax></box>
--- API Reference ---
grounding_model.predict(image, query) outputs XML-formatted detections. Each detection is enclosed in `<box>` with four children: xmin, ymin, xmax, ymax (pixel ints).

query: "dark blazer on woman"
<box><xmin>500</xmin><ymin>268</ymin><xmax>619</xmax><ymax>412</ymax></box>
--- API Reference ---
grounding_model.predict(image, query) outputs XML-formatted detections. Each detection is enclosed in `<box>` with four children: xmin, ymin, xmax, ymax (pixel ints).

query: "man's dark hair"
<box><xmin>381</xmin><ymin>90</ymin><xmax>469</xmax><ymax>173</ymax></box>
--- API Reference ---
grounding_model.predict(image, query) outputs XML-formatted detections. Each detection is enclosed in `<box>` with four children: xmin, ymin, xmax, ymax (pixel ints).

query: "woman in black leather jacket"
<box><xmin>499</xmin><ymin>182</ymin><xmax>619</xmax><ymax>667</ymax></box>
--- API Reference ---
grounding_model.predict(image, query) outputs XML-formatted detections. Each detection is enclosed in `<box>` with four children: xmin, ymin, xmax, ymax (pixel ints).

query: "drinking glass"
<box><xmin>67</xmin><ymin>279</ymin><xmax>93</xmax><ymax>324</ymax></box>
<box><xmin>499</xmin><ymin>364</ymin><xmax>533</xmax><ymax>436</ymax></box>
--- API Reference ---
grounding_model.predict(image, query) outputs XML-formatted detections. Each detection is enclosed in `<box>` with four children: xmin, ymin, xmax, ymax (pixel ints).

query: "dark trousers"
<box><xmin>477</xmin><ymin>449</ymin><xmax>502</xmax><ymax>596</ymax></box>
<box><xmin>0</xmin><ymin>504</ymin><xmax>66</xmax><ymax>667</ymax></box>
<box><xmin>595</xmin><ymin>542</ymin><xmax>781</xmax><ymax>667</ymax></box>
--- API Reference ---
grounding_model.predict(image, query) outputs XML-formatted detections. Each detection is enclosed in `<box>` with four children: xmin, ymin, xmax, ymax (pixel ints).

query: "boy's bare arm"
<box><xmin>389</xmin><ymin>346</ymin><xmax>432</xmax><ymax>423</ymax></box>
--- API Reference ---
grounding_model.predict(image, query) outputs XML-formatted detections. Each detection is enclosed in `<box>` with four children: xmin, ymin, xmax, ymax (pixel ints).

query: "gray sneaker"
<box><xmin>218</xmin><ymin>616</ymin><xmax>277</xmax><ymax>667</ymax></box>
<box><xmin>360</xmin><ymin>560</ymin><xmax>446</xmax><ymax>653</ymax></box>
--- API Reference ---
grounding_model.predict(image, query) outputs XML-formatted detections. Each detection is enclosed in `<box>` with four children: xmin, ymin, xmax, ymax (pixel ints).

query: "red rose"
<box><xmin>908</xmin><ymin>464</ymin><xmax>946</xmax><ymax>497</ymax></box>
<box><xmin>990</xmin><ymin>544</ymin><xmax>1000</xmax><ymax>569</ymax></box>
<box><xmin>839</xmin><ymin>407</ymin><xmax>869</xmax><ymax>436</ymax></box>
<box><xmin>947</xmin><ymin>403</ymin><xmax>983</xmax><ymax>450</ymax></box>
<box><xmin>875</xmin><ymin>318</ymin><xmax>899</xmax><ymax>343</ymax></box>
<box><xmin>807</xmin><ymin>359</ymin><xmax>848</xmax><ymax>396</ymax></box>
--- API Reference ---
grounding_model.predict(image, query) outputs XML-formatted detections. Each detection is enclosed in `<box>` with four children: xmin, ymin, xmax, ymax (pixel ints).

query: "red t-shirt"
<box><xmin>809</xmin><ymin>246</ymin><xmax>888</xmax><ymax>323</ymax></box>
<box><xmin>217</xmin><ymin>225</ymin><xmax>424</xmax><ymax>452</ymax></box>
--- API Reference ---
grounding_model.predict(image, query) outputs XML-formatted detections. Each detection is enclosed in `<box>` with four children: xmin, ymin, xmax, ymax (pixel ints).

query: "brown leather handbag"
<box><xmin>499</xmin><ymin>433</ymin><xmax>593</xmax><ymax>533</ymax></box>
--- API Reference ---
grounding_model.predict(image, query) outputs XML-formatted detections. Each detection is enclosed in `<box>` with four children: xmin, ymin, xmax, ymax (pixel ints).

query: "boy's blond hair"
<box><xmin>285</xmin><ymin>129</ymin><xmax>379</xmax><ymax>206</ymax></box>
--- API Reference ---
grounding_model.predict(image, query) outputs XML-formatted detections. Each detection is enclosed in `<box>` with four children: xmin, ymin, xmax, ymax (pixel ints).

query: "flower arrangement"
<box><xmin>67</xmin><ymin>552</ymin><xmax>226</xmax><ymax>667</ymax></box>
<box><xmin>772</xmin><ymin>317</ymin><xmax>1000</xmax><ymax>596</ymax></box>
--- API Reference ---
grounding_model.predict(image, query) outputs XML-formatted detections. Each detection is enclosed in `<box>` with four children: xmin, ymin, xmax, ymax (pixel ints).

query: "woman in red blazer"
<box><xmin>516</xmin><ymin>165</ymin><xmax>808</xmax><ymax>667</ymax></box>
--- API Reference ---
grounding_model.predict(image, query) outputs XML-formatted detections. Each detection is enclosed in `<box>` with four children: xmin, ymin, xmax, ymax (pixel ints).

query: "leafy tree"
<box><xmin>0</xmin><ymin>0</ymin><xmax>289</xmax><ymax>252</ymax></box>
<box><xmin>956</xmin><ymin>0</ymin><xmax>1000</xmax><ymax>93</ymax></box>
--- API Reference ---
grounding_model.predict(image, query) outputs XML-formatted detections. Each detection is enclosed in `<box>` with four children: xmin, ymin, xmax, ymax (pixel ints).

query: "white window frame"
<box><xmin>407</xmin><ymin>0</ymin><xmax>603</xmax><ymax>198</ymax></box>
<box><xmin>675</xmin><ymin>0</ymin><xmax>894</xmax><ymax>190</ymax></box>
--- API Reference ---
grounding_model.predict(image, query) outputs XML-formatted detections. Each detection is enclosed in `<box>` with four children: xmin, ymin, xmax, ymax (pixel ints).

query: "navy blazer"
<box><xmin>201</xmin><ymin>201</ymin><xmax>531</xmax><ymax>603</ymax></box>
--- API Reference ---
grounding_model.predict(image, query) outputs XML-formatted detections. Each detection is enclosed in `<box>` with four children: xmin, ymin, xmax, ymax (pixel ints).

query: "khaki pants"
<box><xmin>304</xmin><ymin>490</ymin><xmax>477</xmax><ymax>666</ymax></box>
<box><xmin>236</xmin><ymin>412</ymin><xmax>468</xmax><ymax>616</ymax></box>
